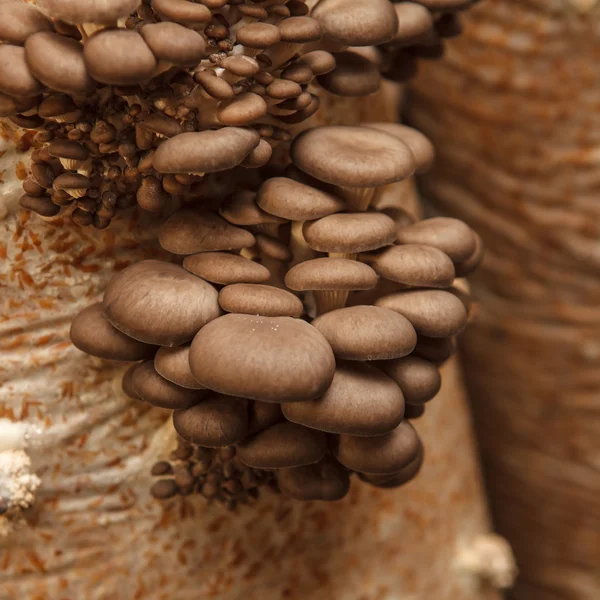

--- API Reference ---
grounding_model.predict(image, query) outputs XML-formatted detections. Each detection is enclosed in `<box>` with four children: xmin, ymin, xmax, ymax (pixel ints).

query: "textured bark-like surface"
<box><xmin>409</xmin><ymin>2</ymin><xmax>600</xmax><ymax>599</ymax></box>
<box><xmin>0</xmin><ymin>88</ymin><xmax>498</xmax><ymax>600</ymax></box>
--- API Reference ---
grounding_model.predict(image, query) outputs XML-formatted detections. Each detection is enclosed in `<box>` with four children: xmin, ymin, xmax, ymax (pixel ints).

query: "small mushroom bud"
<box><xmin>53</xmin><ymin>173</ymin><xmax>91</xmax><ymax>198</ymax></box>
<box><xmin>19</xmin><ymin>194</ymin><xmax>60</xmax><ymax>218</ymax></box>
<box><xmin>277</xmin><ymin>457</ymin><xmax>350</xmax><ymax>501</ymax></box>
<box><xmin>137</xmin><ymin>176</ymin><xmax>168</xmax><ymax>212</ymax></box>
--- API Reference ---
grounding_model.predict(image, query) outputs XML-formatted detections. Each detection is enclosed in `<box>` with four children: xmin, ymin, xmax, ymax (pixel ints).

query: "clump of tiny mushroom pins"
<box><xmin>5</xmin><ymin>0</ymin><xmax>474</xmax><ymax>229</ymax></box>
<box><xmin>69</xmin><ymin>117</ymin><xmax>483</xmax><ymax>505</ymax></box>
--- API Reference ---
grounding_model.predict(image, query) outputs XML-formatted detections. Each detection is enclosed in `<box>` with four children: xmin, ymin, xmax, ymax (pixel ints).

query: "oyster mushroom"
<box><xmin>291</xmin><ymin>126</ymin><xmax>415</xmax><ymax>210</ymax></box>
<box><xmin>237</xmin><ymin>422</ymin><xmax>327</xmax><ymax>469</ymax></box>
<box><xmin>52</xmin><ymin>173</ymin><xmax>91</xmax><ymax>198</ymax></box>
<box><xmin>317</xmin><ymin>51</ymin><xmax>381</xmax><ymax>97</ymax></box>
<box><xmin>0</xmin><ymin>45</ymin><xmax>43</xmax><ymax>98</ymax></box>
<box><xmin>219</xmin><ymin>189</ymin><xmax>286</xmax><ymax>232</ymax></box>
<box><xmin>312</xmin><ymin>305</ymin><xmax>417</xmax><ymax>360</ymax></box>
<box><xmin>302</xmin><ymin>50</ymin><xmax>337</xmax><ymax>76</ymax></box>
<box><xmin>131</xmin><ymin>361</ymin><xmax>205</xmax><ymax>410</ymax></box>
<box><xmin>217</xmin><ymin>92</ymin><xmax>268</xmax><ymax>126</ymax></box>
<box><xmin>218</xmin><ymin>284</ymin><xmax>304</xmax><ymax>318</ymax></box>
<box><xmin>18</xmin><ymin>194</ymin><xmax>60</xmax><ymax>218</ymax></box>
<box><xmin>70</xmin><ymin>303</ymin><xmax>156</xmax><ymax>361</ymax></box>
<box><xmin>389</xmin><ymin>3</ymin><xmax>434</xmax><ymax>47</ymax></box>
<box><xmin>103</xmin><ymin>260</ymin><xmax>221</xmax><ymax>346</ymax></box>
<box><xmin>413</xmin><ymin>335</ymin><xmax>457</xmax><ymax>364</ymax></box>
<box><xmin>151</xmin><ymin>0</ymin><xmax>211</xmax><ymax>24</ymax></box>
<box><xmin>37</xmin><ymin>0</ymin><xmax>141</xmax><ymax>25</ymax></box>
<box><xmin>283</xmin><ymin>362</ymin><xmax>405</xmax><ymax>436</ymax></box>
<box><xmin>247</xmin><ymin>401</ymin><xmax>283</xmax><ymax>436</ymax></box>
<box><xmin>189</xmin><ymin>313</ymin><xmax>336</xmax><ymax>403</ymax></box>
<box><xmin>183</xmin><ymin>252</ymin><xmax>270</xmax><ymax>286</ymax></box>
<box><xmin>38</xmin><ymin>95</ymin><xmax>81</xmax><ymax>123</ymax></box>
<box><xmin>379</xmin><ymin>356</ymin><xmax>442</xmax><ymax>405</ymax></box>
<box><xmin>154</xmin><ymin>345</ymin><xmax>205</xmax><ymax>390</ymax></box>
<box><xmin>359</xmin><ymin>446</ymin><xmax>424</xmax><ymax>488</ymax></box>
<box><xmin>173</xmin><ymin>396</ymin><xmax>249</xmax><ymax>447</ymax></box>
<box><xmin>285</xmin><ymin>257</ymin><xmax>378</xmax><ymax>314</ymax></box>
<box><xmin>266</xmin><ymin>16</ymin><xmax>323</xmax><ymax>69</ymax></box>
<box><xmin>277</xmin><ymin>457</ymin><xmax>350</xmax><ymax>501</ymax></box>
<box><xmin>0</xmin><ymin>3</ymin><xmax>52</xmax><ymax>46</ymax></box>
<box><xmin>454</xmin><ymin>232</ymin><xmax>484</xmax><ymax>277</ymax></box>
<box><xmin>47</xmin><ymin>139</ymin><xmax>89</xmax><ymax>171</ymax></box>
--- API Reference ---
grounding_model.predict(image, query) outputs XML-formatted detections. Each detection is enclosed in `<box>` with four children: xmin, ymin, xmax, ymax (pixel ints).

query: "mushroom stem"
<box><xmin>260</xmin><ymin>255</ymin><xmax>288</xmax><ymax>288</ymax></box>
<box><xmin>313</xmin><ymin>290</ymin><xmax>349</xmax><ymax>315</ymax></box>
<box><xmin>335</xmin><ymin>185</ymin><xmax>377</xmax><ymax>212</ymax></box>
<box><xmin>289</xmin><ymin>221</ymin><xmax>316</xmax><ymax>268</ymax></box>
<box><xmin>329</xmin><ymin>252</ymin><xmax>358</xmax><ymax>261</ymax></box>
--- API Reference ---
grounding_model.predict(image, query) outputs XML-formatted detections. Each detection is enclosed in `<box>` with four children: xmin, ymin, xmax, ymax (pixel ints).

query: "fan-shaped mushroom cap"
<box><xmin>153</xmin><ymin>128</ymin><xmax>260</xmax><ymax>175</ymax></box>
<box><xmin>189</xmin><ymin>314</ymin><xmax>336</xmax><ymax>403</ymax></box>
<box><xmin>70</xmin><ymin>302</ymin><xmax>156</xmax><ymax>361</ymax></box>
<box><xmin>151</xmin><ymin>0</ymin><xmax>211</xmax><ymax>24</ymax></box>
<box><xmin>173</xmin><ymin>395</ymin><xmax>249</xmax><ymax>447</ymax></box>
<box><xmin>183</xmin><ymin>252</ymin><xmax>270</xmax><ymax>285</ymax></box>
<box><xmin>38</xmin><ymin>0</ymin><xmax>141</xmax><ymax>24</ymax></box>
<box><xmin>154</xmin><ymin>344</ymin><xmax>204</xmax><ymax>390</ymax></box>
<box><xmin>312</xmin><ymin>0</ymin><xmax>398</xmax><ymax>46</ymax></box>
<box><xmin>333</xmin><ymin>421</ymin><xmax>421</xmax><ymax>474</ymax></box>
<box><xmin>312</xmin><ymin>305</ymin><xmax>417</xmax><ymax>361</ymax></box>
<box><xmin>219</xmin><ymin>189</ymin><xmax>285</xmax><ymax>227</ymax></box>
<box><xmin>131</xmin><ymin>360</ymin><xmax>204</xmax><ymax>410</ymax></box>
<box><xmin>391</xmin><ymin>3</ymin><xmax>434</xmax><ymax>46</ymax></box>
<box><xmin>361</xmin><ymin>244</ymin><xmax>455</xmax><ymax>288</ymax></box>
<box><xmin>236</xmin><ymin>23</ymin><xmax>281</xmax><ymax>49</ymax></box>
<box><xmin>379</xmin><ymin>356</ymin><xmax>441</xmax><ymax>405</ymax></box>
<box><xmin>141</xmin><ymin>22</ymin><xmax>207</xmax><ymax>67</ymax></box>
<box><xmin>368</xmin><ymin>123</ymin><xmax>434</xmax><ymax>174</ymax></box>
<box><xmin>359</xmin><ymin>446</ymin><xmax>424</xmax><ymax>488</ymax></box>
<box><xmin>0</xmin><ymin>93</ymin><xmax>38</xmax><ymax>118</ymax></box>
<box><xmin>303</xmin><ymin>212</ymin><xmax>396</xmax><ymax>254</ymax></box>
<box><xmin>221</xmin><ymin>55</ymin><xmax>260</xmax><ymax>78</ymax></box>
<box><xmin>266</xmin><ymin>78</ymin><xmax>302</xmax><ymax>100</ymax></box>
<box><xmin>242</xmin><ymin>139</ymin><xmax>273</xmax><ymax>169</ymax></box>
<box><xmin>0</xmin><ymin>45</ymin><xmax>42</xmax><ymax>97</ymax></box>
<box><xmin>247</xmin><ymin>401</ymin><xmax>283</xmax><ymax>436</ymax></box>
<box><xmin>283</xmin><ymin>362</ymin><xmax>404</xmax><ymax>436</ymax></box>
<box><xmin>255</xmin><ymin>234</ymin><xmax>292</xmax><ymax>262</ymax></box>
<box><xmin>291</xmin><ymin>126</ymin><xmax>415</xmax><ymax>188</ymax></box>
<box><xmin>193</xmin><ymin>70</ymin><xmax>234</xmax><ymax>100</ymax></box>
<box><xmin>415</xmin><ymin>0</ymin><xmax>474</xmax><ymax>9</ymax></box>
<box><xmin>414</xmin><ymin>335</ymin><xmax>456</xmax><ymax>363</ymax></box>
<box><xmin>277</xmin><ymin>457</ymin><xmax>350</xmax><ymax>501</ymax></box>
<box><xmin>376</xmin><ymin>289</ymin><xmax>468</xmax><ymax>338</ymax></box>
<box><xmin>19</xmin><ymin>194</ymin><xmax>59</xmax><ymax>217</ymax></box>
<box><xmin>217</xmin><ymin>93</ymin><xmax>268</xmax><ymax>126</ymax></box>
<box><xmin>317</xmin><ymin>51</ymin><xmax>380</xmax><ymax>97</ymax></box>
<box><xmin>237</xmin><ymin>422</ymin><xmax>327</xmax><ymax>469</ymax></box>
<box><xmin>121</xmin><ymin>363</ymin><xmax>140</xmax><ymax>400</ymax></box>
<box><xmin>302</xmin><ymin>50</ymin><xmax>336</xmax><ymax>75</ymax></box>
<box><xmin>84</xmin><ymin>30</ymin><xmax>156</xmax><ymax>86</ymax></box>
<box><xmin>103</xmin><ymin>260</ymin><xmax>221</xmax><ymax>346</ymax></box>
<box><xmin>285</xmin><ymin>258</ymin><xmax>377</xmax><ymax>292</ymax></box>
<box><xmin>278</xmin><ymin>16</ymin><xmax>323</xmax><ymax>43</ymax></box>
<box><xmin>395</xmin><ymin>217</ymin><xmax>477</xmax><ymax>262</ymax></box>
<box><xmin>454</xmin><ymin>231</ymin><xmax>484</xmax><ymax>277</ymax></box>
<box><xmin>257</xmin><ymin>177</ymin><xmax>345</xmax><ymax>221</ymax></box>
<box><xmin>159</xmin><ymin>211</ymin><xmax>256</xmax><ymax>255</ymax></box>
<box><xmin>53</xmin><ymin>173</ymin><xmax>91</xmax><ymax>196</ymax></box>
<box><xmin>219</xmin><ymin>284</ymin><xmax>304</xmax><ymax>318</ymax></box>
<box><xmin>47</xmin><ymin>139</ymin><xmax>89</xmax><ymax>170</ymax></box>
<box><xmin>0</xmin><ymin>4</ymin><xmax>51</xmax><ymax>46</ymax></box>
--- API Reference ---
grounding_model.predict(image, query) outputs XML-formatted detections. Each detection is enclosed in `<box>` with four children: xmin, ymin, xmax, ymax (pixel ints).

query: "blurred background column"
<box><xmin>408</xmin><ymin>1</ymin><xmax>600</xmax><ymax>598</ymax></box>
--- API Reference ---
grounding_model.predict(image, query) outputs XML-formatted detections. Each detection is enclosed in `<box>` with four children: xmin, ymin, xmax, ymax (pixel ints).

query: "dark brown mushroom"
<box><xmin>378</xmin><ymin>356</ymin><xmax>442</xmax><ymax>405</ymax></box>
<box><xmin>183</xmin><ymin>252</ymin><xmax>270</xmax><ymax>285</ymax></box>
<box><xmin>318</xmin><ymin>51</ymin><xmax>381</xmax><ymax>97</ymax></box>
<box><xmin>154</xmin><ymin>344</ymin><xmax>205</xmax><ymax>390</ymax></box>
<box><xmin>277</xmin><ymin>457</ymin><xmax>350</xmax><ymax>501</ymax></box>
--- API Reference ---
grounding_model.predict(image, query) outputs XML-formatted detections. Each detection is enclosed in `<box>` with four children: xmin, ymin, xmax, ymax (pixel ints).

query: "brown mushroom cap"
<box><xmin>19</xmin><ymin>194</ymin><xmax>60</xmax><ymax>218</ymax></box>
<box><xmin>84</xmin><ymin>30</ymin><xmax>157</xmax><ymax>86</ymax></box>
<box><xmin>47</xmin><ymin>139</ymin><xmax>89</xmax><ymax>162</ymax></box>
<box><xmin>0</xmin><ymin>93</ymin><xmax>38</xmax><ymax>118</ymax></box>
<box><xmin>278</xmin><ymin>16</ymin><xmax>323</xmax><ymax>43</ymax></box>
<box><xmin>333</xmin><ymin>421</ymin><xmax>421</xmax><ymax>474</ymax></box>
<box><xmin>152</xmin><ymin>128</ymin><xmax>260</xmax><ymax>174</ymax></box>
<box><xmin>285</xmin><ymin>258</ymin><xmax>378</xmax><ymax>291</ymax></box>
<box><xmin>413</xmin><ymin>335</ymin><xmax>456</xmax><ymax>364</ymax></box>
<box><xmin>255</xmin><ymin>234</ymin><xmax>292</xmax><ymax>262</ymax></box>
<box><xmin>38</xmin><ymin>0</ymin><xmax>141</xmax><ymax>24</ymax></box>
<box><xmin>454</xmin><ymin>231</ymin><xmax>484</xmax><ymax>277</ymax></box>
<box><xmin>218</xmin><ymin>284</ymin><xmax>304</xmax><ymax>318</ymax></box>
<box><xmin>301</xmin><ymin>50</ymin><xmax>336</xmax><ymax>75</ymax></box>
<box><xmin>414</xmin><ymin>0</ymin><xmax>474</xmax><ymax>10</ymax></box>
<box><xmin>361</xmin><ymin>244</ymin><xmax>455</xmax><ymax>288</ymax></box>
<box><xmin>103</xmin><ymin>260</ymin><xmax>221</xmax><ymax>346</ymax></box>
<box><xmin>38</xmin><ymin>94</ymin><xmax>79</xmax><ymax>119</ymax></box>
<box><xmin>193</xmin><ymin>70</ymin><xmax>234</xmax><ymax>100</ymax></box>
<box><xmin>312</xmin><ymin>305</ymin><xmax>417</xmax><ymax>361</ymax></box>
<box><xmin>236</xmin><ymin>23</ymin><xmax>281</xmax><ymax>49</ymax></box>
<box><xmin>131</xmin><ymin>360</ymin><xmax>205</xmax><ymax>410</ymax></box>
<box><xmin>367</xmin><ymin>123</ymin><xmax>435</xmax><ymax>174</ymax></box>
<box><xmin>25</xmin><ymin>32</ymin><xmax>94</xmax><ymax>95</ymax></box>
<box><xmin>241</xmin><ymin>139</ymin><xmax>273</xmax><ymax>169</ymax></box>
<box><xmin>183</xmin><ymin>252</ymin><xmax>270</xmax><ymax>285</ymax></box>
<box><xmin>281</xmin><ymin>61</ymin><xmax>314</xmax><ymax>84</ymax></box>
<box><xmin>0</xmin><ymin>45</ymin><xmax>42</xmax><ymax>97</ymax></box>
<box><xmin>217</xmin><ymin>92</ymin><xmax>268</xmax><ymax>126</ymax></box>
<box><xmin>154</xmin><ymin>344</ymin><xmax>205</xmax><ymax>390</ymax></box>
<box><xmin>141</xmin><ymin>23</ymin><xmax>207</xmax><ymax>67</ymax></box>
<box><xmin>236</xmin><ymin>422</ymin><xmax>327</xmax><ymax>469</ymax></box>
<box><xmin>378</xmin><ymin>356</ymin><xmax>441</xmax><ymax>405</ymax></box>
<box><xmin>0</xmin><ymin>4</ymin><xmax>52</xmax><ymax>46</ymax></box>
<box><xmin>317</xmin><ymin>51</ymin><xmax>381</xmax><ymax>97</ymax></box>
<box><xmin>277</xmin><ymin>457</ymin><xmax>350</xmax><ymax>501</ymax></box>
<box><xmin>359</xmin><ymin>445</ymin><xmax>424</xmax><ymax>488</ymax></box>
<box><xmin>151</xmin><ymin>0</ymin><xmax>211</xmax><ymax>23</ymax></box>
<box><xmin>141</xmin><ymin>114</ymin><xmax>183</xmax><ymax>138</ymax></box>
<box><xmin>303</xmin><ymin>212</ymin><xmax>397</xmax><ymax>254</ymax></box>
<box><xmin>283</xmin><ymin>362</ymin><xmax>404</xmax><ymax>436</ymax></box>
<box><xmin>70</xmin><ymin>302</ymin><xmax>156</xmax><ymax>361</ymax></box>
<box><xmin>189</xmin><ymin>313</ymin><xmax>336</xmax><ymax>403</ymax></box>
<box><xmin>219</xmin><ymin>189</ymin><xmax>285</xmax><ymax>227</ymax></box>
<box><xmin>312</xmin><ymin>0</ymin><xmax>398</xmax><ymax>46</ymax></box>
<box><xmin>291</xmin><ymin>126</ymin><xmax>415</xmax><ymax>188</ymax></box>
<box><xmin>395</xmin><ymin>217</ymin><xmax>477</xmax><ymax>263</ymax></box>
<box><xmin>257</xmin><ymin>177</ymin><xmax>345</xmax><ymax>221</ymax></box>
<box><xmin>121</xmin><ymin>363</ymin><xmax>140</xmax><ymax>400</ymax></box>
<box><xmin>173</xmin><ymin>395</ymin><xmax>249</xmax><ymax>447</ymax></box>
<box><xmin>247</xmin><ymin>401</ymin><xmax>283</xmax><ymax>436</ymax></box>
<box><xmin>53</xmin><ymin>173</ymin><xmax>91</xmax><ymax>192</ymax></box>
<box><xmin>266</xmin><ymin>78</ymin><xmax>303</xmax><ymax>100</ymax></box>
<box><xmin>221</xmin><ymin>55</ymin><xmax>260</xmax><ymax>78</ymax></box>
<box><xmin>159</xmin><ymin>211</ymin><xmax>256</xmax><ymax>255</ymax></box>
<box><xmin>375</xmin><ymin>289</ymin><xmax>468</xmax><ymax>338</ymax></box>
<box><xmin>391</xmin><ymin>3</ymin><xmax>434</xmax><ymax>46</ymax></box>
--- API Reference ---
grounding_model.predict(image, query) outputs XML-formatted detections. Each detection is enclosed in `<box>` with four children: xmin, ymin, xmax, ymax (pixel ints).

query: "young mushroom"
<box><xmin>0</xmin><ymin>45</ymin><xmax>43</xmax><ymax>98</ymax></box>
<box><xmin>218</xmin><ymin>284</ymin><xmax>304</xmax><ymax>318</ymax></box>
<box><xmin>183</xmin><ymin>252</ymin><xmax>271</xmax><ymax>286</ymax></box>
<box><xmin>378</xmin><ymin>356</ymin><xmax>442</xmax><ymax>405</ymax></box>
<box><xmin>189</xmin><ymin>314</ymin><xmax>336</xmax><ymax>403</ymax></box>
<box><xmin>317</xmin><ymin>51</ymin><xmax>381</xmax><ymax>97</ymax></box>
<box><xmin>359</xmin><ymin>446</ymin><xmax>424</xmax><ymax>488</ymax></box>
<box><xmin>154</xmin><ymin>344</ymin><xmax>205</xmax><ymax>390</ymax></box>
<box><xmin>47</xmin><ymin>139</ymin><xmax>90</xmax><ymax>171</ymax></box>
<box><xmin>283</xmin><ymin>362</ymin><xmax>405</xmax><ymax>436</ymax></box>
<box><xmin>0</xmin><ymin>3</ymin><xmax>52</xmax><ymax>46</ymax></box>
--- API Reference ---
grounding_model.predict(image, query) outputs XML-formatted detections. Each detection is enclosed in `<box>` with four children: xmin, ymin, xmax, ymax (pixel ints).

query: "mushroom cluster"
<box><xmin>5</xmin><ymin>0</ymin><xmax>475</xmax><ymax>228</ymax></box>
<box><xmin>70</xmin><ymin>119</ymin><xmax>483</xmax><ymax>503</ymax></box>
